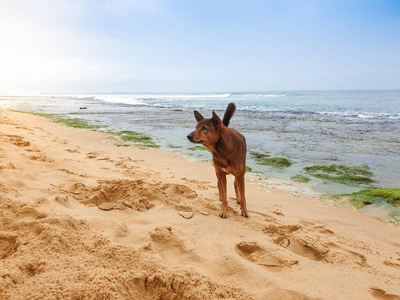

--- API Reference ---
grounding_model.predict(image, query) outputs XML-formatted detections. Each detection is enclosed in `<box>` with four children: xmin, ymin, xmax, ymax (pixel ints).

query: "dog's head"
<box><xmin>187</xmin><ymin>110</ymin><xmax>222</xmax><ymax>146</ymax></box>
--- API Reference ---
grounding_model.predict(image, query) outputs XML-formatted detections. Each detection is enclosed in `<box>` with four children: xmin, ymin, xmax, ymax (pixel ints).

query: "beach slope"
<box><xmin>1</xmin><ymin>108</ymin><xmax>399</xmax><ymax>299</ymax></box>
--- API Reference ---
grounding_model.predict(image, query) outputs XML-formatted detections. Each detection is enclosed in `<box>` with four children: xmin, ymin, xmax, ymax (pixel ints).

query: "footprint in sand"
<box><xmin>272</xmin><ymin>210</ymin><xmax>284</xmax><ymax>216</ymax></box>
<box><xmin>177</xmin><ymin>211</ymin><xmax>194</xmax><ymax>219</ymax></box>
<box><xmin>65</xmin><ymin>149</ymin><xmax>80</xmax><ymax>153</ymax></box>
<box><xmin>57</xmin><ymin>169</ymin><xmax>77</xmax><ymax>176</ymax></box>
<box><xmin>25</xmin><ymin>148</ymin><xmax>41</xmax><ymax>153</ymax></box>
<box><xmin>264</xmin><ymin>223</ymin><xmax>369</xmax><ymax>267</ymax></box>
<box><xmin>149</xmin><ymin>226</ymin><xmax>194</xmax><ymax>260</ymax></box>
<box><xmin>264</xmin><ymin>224</ymin><xmax>329</xmax><ymax>261</ymax></box>
<box><xmin>86</xmin><ymin>151</ymin><xmax>99</xmax><ymax>159</ymax></box>
<box><xmin>263</xmin><ymin>224</ymin><xmax>302</xmax><ymax>243</ymax></box>
<box><xmin>6</xmin><ymin>135</ymin><xmax>31</xmax><ymax>147</ymax></box>
<box><xmin>115</xmin><ymin>162</ymin><xmax>129</xmax><ymax>169</ymax></box>
<box><xmin>235</xmin><ymin>241</ymin><xmax>298</xmax><ymax>270</ymax></box>
<box><xmin>326</xmin><ymin>242</ymin><xmax>368</xmax><ymax>267</ymax></box>
<box><xmin>26</xmin><ymin>154</ymin><xmax>55</xmax><ymax>163</ymax></box>
<box><xmin>280</xmin><ymin>236</ymin><xmax>330</xmax><ymax>261</ymax></box>
<box><xmin>384</xmin><ymin>260</ymin><xmax>400</xmax><ymax>269</ymax></box>
<box><xmin>175</xmin><ymin>204</ymin><xmax>194</xmax><ymax>219</ymax></box>
<box><xmin>54</xmin><ymin>195</ymin><xmax>70</xmax><ymax>207</ymax></box>
<box><xmin>371</xmin><ymin>287</ymin><xmax>400</xmax><ymax>300</ymax></box>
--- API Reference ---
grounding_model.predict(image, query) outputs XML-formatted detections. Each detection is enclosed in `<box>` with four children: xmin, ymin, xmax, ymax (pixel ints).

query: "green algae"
<box><xmin>312</xmin><ymin>173</ymin><xmax>375</xmax><ymax>185</ymax></box>
<box><xmin>26</xmin><ymin>112</ymin><xmax>160</xmax><ymax>149</ymax></box>
<box><xmin>168</xmin><ymin>144</ymin><xmax>182</xmax><ymax>149</ymax></box>
<box><xmin>291</xmin><ymin>175</ymin><xmax>310</xmax><ymax>183</ymax></box>
<box><xmin>36</xmin><ymin>114</ymin><xmax>159</xmax><ymax>149</ymax></box>
<box><xmin>54</xmin><ymin>117</ymin><xmax>102</xmax><ymax>130</ymax></box>
<box><xmin>304</xmin><ymin>164</ymin><xmax>375</xmax><ymax>185</ymax></box>
<box><xmin>256</xmin><ymin>157</ymin><xmax>292</xmax><ymax>168</ymax></box>
<box><xmin>188</xmin><ymin>145</ymin><xmax>208</xmax><ymax>151</ymax></box>
<box><xmin>33</xmin><ymin>113</ymin><xmax>103</xmax><ymax>130</ymax></box>
<box><xmin>250</xmin><ymin>151</ymin><xmax>292</xmax><ymax>168</ymax></box>
<box><xmin>386</xmin><ymin>212</ymin><xmax>400</xmax><ymax>226</ymax></box>
<box><xmin>246</xmin><ymin>166</ymin><xmax>252</xmax><ymax>172</ymax></box>
<box><xmin>345</xmin><ymin>189</ymin><xmax>400</xmax><ymax>209</ymax></box>
<box><xmin>249</xmin><ymin>151</ymin><xmax>271</xmax><ymax>159</ymax></box>
<box><xmin>304</xmin><ymin>164</ymin><xmax>373</xmax><ymax>177</ymax></box>
<box><xmin>116</xmin><ymin>131</ymin><xmax>159</xmax><ymax>148</ymax></box>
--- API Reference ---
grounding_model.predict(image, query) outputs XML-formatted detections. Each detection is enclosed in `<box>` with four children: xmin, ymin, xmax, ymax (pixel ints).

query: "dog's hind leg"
<box><xmin>234</xmin><ymin>178</ymin><xmax>240</xmax><ymax>204</ymax></box>
<box><xmin>217</xmin><ymin>173</ymin><xmax>228</xmax><ymax>218</ymax></box>
<box><xmin>236</xmin><ymin>176</ymin><xmax>249</xmax><ymax>218</ymax></box>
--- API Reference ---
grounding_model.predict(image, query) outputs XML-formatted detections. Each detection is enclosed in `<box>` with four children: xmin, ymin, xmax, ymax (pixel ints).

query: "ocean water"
<box><xmin>1</xmin><ymin>90</ymin><xmax>400</xmax><ymax>197</ymax></box>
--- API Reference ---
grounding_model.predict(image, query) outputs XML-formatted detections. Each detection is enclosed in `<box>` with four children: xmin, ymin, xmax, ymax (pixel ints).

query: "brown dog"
<box><xmin>187</xmin><ymin>103</ymin><xmax>248</xmax><ymax>218</ymax></box>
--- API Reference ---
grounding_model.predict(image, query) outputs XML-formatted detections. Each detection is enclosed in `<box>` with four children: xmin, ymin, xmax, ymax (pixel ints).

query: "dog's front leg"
<box><xmin>217</xmin><ymin>172</ymin><xmax>228</xmax><ymax>218</ymax></box>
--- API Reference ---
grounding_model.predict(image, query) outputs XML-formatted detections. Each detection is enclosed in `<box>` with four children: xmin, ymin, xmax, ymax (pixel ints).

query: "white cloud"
<box><xmin>0</xmin><ymin>0</ymin><xmax>162</xmax><ymax>93</ymax></box>
<box><xmin>0</xmin><ymin>1</ymin><xmax>84</xmax><ymax>92</ymax></box>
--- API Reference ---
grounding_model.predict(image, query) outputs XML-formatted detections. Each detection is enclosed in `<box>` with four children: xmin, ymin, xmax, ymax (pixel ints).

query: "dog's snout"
<box><xmin>187</xmin><ymin>133</ymin><xmax>193</xmax><ymax>141</ymax></box>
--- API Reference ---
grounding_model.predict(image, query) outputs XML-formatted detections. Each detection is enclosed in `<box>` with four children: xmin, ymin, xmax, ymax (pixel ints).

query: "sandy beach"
<box><xmin>1</xmin><ymin>107</ymin><xmax>399</xmax><ymax>299</ymax></box>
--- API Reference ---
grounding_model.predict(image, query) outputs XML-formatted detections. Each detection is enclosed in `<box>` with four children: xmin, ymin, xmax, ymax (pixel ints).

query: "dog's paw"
<box><xmin>219</xmin><ymin>211</ymin><xmax>228</xmax><ymax>219</ymax></box>
<box><xmin>241</xmin><ymin>210</ymin><xmax>249</xmax><ymax>218</ymax></box>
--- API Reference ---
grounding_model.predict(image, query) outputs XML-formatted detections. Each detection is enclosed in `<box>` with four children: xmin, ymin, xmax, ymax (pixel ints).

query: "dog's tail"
<box><xmin>222</xmin><ymin>103</ymin><xmax>236</xmax><ymax>127</ymax></box>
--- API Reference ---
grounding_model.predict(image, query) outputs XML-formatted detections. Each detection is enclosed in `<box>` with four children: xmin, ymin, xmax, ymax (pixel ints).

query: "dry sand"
<box><xmin>0</xmin><ymin>107</ymin><xmax>399</xmax><ymax>300</ymax></box>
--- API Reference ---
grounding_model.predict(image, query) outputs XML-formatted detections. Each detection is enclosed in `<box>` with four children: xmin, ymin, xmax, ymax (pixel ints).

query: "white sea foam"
<box><xmin>319</xmin><ymin>111</ymin><xmax>400</xmax><ymax>120</ymax></box>
<box><xmin>41</xmin><ymin>91</ymin><xmax>400</xmax><ymax>121</ymax></box>
<box><xmin>98</xmin><ymin>93</ymin><xmax>230</xmax><ymax>99</ymax></box>
<box><xmin>92</xmin><ymin>95</ymin><xmax>146</xmax><ymax>105</ymax></box>
<box><xmin>236</xmin><ymin>93</ymin><xmax>286</xmax><ymax>98</ymax></box>
<box><xmin>85</xmin><ymin>93</ymin><xmax>233</xmax><ymax>106</ymax></box>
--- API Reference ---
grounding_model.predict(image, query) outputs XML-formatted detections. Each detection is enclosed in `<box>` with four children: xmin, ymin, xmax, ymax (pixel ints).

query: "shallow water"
<box><xmin>361</xmin><ymin>201</ymin><xmax>400</xmax><ymax>221</ymax></box>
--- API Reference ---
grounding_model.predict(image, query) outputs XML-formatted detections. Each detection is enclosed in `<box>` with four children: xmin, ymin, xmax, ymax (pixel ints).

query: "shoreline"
<box><xmin>1</xmin><ymin>107</ymin><xmax>400</xmax><ymax>299</ymax></box>
<box><xmin>1</xmin><ymin>92</ymin><xmax>400</xmax><ymax>193</ymax></box>
<box><xmin>9</xmin><ymin>107</ymin><xmax>400</xmax><ymax>222</ymax></box>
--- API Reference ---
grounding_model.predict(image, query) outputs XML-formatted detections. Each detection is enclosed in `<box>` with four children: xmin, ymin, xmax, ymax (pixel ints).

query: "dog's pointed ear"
<box><xmin>211</xmin><ymin>111</ymin><xmax>221</xmax><ymax>129</ymax></box>
<box><xmin>194</xmin><ymin>111</ymin><xmax>204</xmax><ymax>123</ymax></box>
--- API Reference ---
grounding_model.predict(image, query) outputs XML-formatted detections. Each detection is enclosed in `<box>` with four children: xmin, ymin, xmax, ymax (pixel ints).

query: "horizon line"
<box><xmin>1</xmin><ymin>88</ymin><xmax>400</xmax><ymax>96</ymax></box>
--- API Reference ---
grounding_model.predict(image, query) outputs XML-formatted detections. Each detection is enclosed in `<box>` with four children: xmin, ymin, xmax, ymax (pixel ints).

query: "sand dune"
<box><xmin>1</xmin><ymin>108</ymin><xmax>399</xmax><ymax>299</ymax></box>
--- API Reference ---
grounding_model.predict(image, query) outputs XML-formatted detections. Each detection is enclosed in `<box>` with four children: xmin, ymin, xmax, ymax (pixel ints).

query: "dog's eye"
<box><xmin>201</xmin><ymin>126</ymin><xmax>207</xmax><ymax>131</ymax></box>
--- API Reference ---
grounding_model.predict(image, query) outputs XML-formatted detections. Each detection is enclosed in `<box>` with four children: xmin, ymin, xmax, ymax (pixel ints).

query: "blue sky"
<box><xmin>0</xmin><ymin>0</ymin><xmax>399</xmax><ymax>93</ymax></box>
